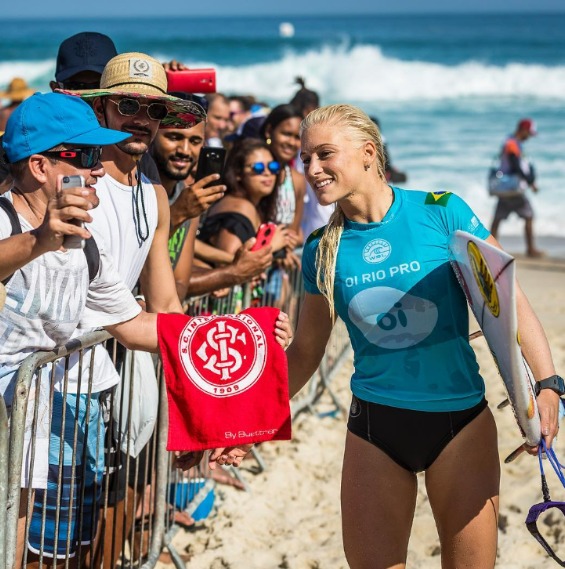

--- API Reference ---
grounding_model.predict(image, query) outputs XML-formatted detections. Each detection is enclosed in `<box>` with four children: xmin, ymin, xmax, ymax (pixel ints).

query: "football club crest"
<box><xmin>178</xmin><ymin>313</ymin><xmax>267</xmax><ymax>398</ymax></box>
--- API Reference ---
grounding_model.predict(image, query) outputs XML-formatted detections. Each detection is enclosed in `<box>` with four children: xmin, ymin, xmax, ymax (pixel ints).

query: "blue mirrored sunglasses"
<box><xmin>248</xmin><ymin>161</ymin><xmax>281</xmax><ymax>175</ymax></box>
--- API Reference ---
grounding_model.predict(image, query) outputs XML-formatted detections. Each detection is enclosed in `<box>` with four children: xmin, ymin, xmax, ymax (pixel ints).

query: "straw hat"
<box><xmin>0</xmin><ymin>77</ymin><xmax>35</xmax><ymax>103</ymax></box>
<box><xmin>61</xmin><ymin>52</ymin><xmax>206</xmax><ymax>129</ymax></box>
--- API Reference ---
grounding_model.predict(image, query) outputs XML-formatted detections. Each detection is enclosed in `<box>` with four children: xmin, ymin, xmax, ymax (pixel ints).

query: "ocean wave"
<box><xmin>208</xmin><ymin>44</ymin><xmax>565</xmax><ymax>103</ymax></box>
<box><xmin>4</xmin><ymin>44</ymin><xmax>565</xmax><ymax>104</ymax></box>
<box><xmin>0</xmin><ymin>60</ymin><xmax>54</xmax><ymax>90</ymax></box>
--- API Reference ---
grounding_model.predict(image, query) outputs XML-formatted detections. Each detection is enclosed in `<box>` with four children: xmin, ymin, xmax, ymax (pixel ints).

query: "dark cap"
<box><xmin>55</xmin><ymin>32</ymin><xmax>118</xmax><ymax>83</ymax></box>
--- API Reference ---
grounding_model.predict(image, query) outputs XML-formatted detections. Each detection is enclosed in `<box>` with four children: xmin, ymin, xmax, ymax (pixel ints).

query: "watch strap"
<box><xmin>535</xmin><ymin>375</ymin><xmax>565</xmax><ymax>397</ymax></box>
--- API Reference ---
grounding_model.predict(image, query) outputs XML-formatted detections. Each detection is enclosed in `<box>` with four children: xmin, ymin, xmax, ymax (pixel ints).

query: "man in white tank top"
<box><xmin>61</xmin><ymin>53</ymin><xmax>208</xmax><ymax>408</ymax></box>
<box><xmin>63</xmin><ymin>53</ymin><xmax>209</xmax><ymax>564</ymax></box>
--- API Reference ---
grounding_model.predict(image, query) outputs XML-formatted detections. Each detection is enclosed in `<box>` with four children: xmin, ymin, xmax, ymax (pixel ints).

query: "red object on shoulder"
<box><xmin>158</xmin><ymin>307</ymin><xmax>291</xmax><ymax>452</ymax></box>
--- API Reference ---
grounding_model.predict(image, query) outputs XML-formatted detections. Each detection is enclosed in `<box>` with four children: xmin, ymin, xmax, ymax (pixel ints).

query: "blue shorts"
<box><xmin>264</xmin><ymin>266</ymin><xmax>285</xmax><ymax>301</ymax></box>
<box><xmin>27</xmin><ymin>392</ymin><xmax>105</xmax><ymax>558</ymax></box>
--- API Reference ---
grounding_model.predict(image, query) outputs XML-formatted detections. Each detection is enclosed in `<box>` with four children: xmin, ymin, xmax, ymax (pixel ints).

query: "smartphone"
<box><xmin>166</xmin><ymin>69</ymin><xmax>216</xmax><ymax>94</ymax></box>
<box><xmin>60</xmin><ymin>175</ymin><xmax>86</xmax><ymax>249</ymax></box>
<box><xmin>251</xmin><ymin>222</ymin><xmax>277</xmax><ymax>251</ymax></box>
<box><xmin>194</xmin><ymin>147</ymin><xmax>226</xmax><ymax>187</ymax></box>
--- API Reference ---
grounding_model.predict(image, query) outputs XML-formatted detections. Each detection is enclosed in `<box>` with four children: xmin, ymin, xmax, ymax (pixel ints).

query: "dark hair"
<box><xmin>223</xmin><ymin>138</ymin><xmax>279</xmax><ymax>222</ymax></box>
<box><xmin>168</xmin><ymin>91</ymin><xmax>208</xmax><ymax>111</ymax></box>
<box><xmin>260</xmin><ymin>104</ymin><xmax>302</xmax><ymax>139</ymax></box>
<box><xmin>289</xmin><ymin>77</ymin><xmax>320</xmax><ymax>117</ymax></box>
<box><xmin>205</xmin><ymin>92</ymin><xmax>229</xmax><ymax>107</ymax></box>
<box><xmin>229</xmin><ymin>95</ymin><xmax>256</xmax><ymax>113</ymax></box>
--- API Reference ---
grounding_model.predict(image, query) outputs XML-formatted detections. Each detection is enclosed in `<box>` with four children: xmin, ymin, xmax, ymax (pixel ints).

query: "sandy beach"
<box><xmin>164</xmin><ymin>256</ymin><xmax>565</xmax><ymax>569</ymax></box>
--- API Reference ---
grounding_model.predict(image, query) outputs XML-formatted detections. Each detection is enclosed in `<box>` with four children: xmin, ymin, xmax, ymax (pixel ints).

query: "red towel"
<box><xmin>158</xmin><ymin>307</ymin><xmax>291</xmax><ymax>451</ymax></box>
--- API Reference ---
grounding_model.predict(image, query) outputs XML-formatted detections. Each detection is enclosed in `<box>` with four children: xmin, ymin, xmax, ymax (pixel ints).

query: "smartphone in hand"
<box><xmin>194</xmin><ymin>147</ymin><xmax>226</xmax><ymax>187</ymax></box>
<box><xmin>250</xmin><ymin>222</ymin><xmax>277</xmax><ymax>251</ymax></box>
<box><xmin>59</xmin><ymin>175</ymin><xmax>85</xmax><ymax>249</ymax></box>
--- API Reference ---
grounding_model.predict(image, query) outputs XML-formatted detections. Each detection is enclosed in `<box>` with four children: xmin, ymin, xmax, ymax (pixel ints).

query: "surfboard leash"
<box><xmin>525</xmin><ymin>439</ymin><xmax>565</xmax><ymax>566</ymax></box>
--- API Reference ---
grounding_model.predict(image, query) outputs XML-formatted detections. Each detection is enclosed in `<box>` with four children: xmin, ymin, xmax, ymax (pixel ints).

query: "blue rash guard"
<box><xmin>302</xmin><ymin>187</ymin><xmax>490</xmax><ymax>412</ymax></box>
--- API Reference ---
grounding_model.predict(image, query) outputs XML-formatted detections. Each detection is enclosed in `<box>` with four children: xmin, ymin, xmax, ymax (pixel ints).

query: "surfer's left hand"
<box><xmin>533</xmin><ymin>389</ymin><xmax>561</xmax><ymax>452</ymax></box>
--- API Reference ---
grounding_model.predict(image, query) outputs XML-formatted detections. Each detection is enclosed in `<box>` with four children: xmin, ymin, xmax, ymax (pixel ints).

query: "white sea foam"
<box><xmin>0</xmin><ymin>60</ymin><xmax>54</xmax><ymax>91</ymax></box>
<box><xmin>205</xmin><ymin>44</ymin><xmax>565</xmax><ymax>103</ymax></box>
<box><xmin>6</xmin><ymin>45</ymin><xmax>565</xmax><ymax>103</ymax></box>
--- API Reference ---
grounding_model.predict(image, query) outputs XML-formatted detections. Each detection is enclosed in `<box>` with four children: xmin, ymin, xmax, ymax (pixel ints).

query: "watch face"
<box><xmin>555</xmin><ymin>375</ymin><xmax>565</xmax><ymax>394</ymax></box>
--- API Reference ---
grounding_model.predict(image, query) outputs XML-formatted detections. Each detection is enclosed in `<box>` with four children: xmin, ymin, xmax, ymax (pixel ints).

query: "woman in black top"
<box><xmin>198</xmin><ymin>139</ymin><xmax>289</xmax><ymax>257</ymax></box>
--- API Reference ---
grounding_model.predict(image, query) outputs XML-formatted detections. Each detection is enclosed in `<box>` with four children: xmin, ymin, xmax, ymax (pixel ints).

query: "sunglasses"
<box><xmin>107</xmin><ymin>97</ymin><xmax>169</xmax><ymax>121</ymax></box>
<box><xmin>59</xmin><ymin>80</ymin><xmax>101</xmax><ymax>91</ymax></box>
<box><xmin>246</xmin><ymin>161</ymin><xmax>281</xmax><ymax>175</ymax></box>
<box><xmin>42</xmin><ymin>147</ymin><xmax>102</xmax><ymax>169</ymax></box>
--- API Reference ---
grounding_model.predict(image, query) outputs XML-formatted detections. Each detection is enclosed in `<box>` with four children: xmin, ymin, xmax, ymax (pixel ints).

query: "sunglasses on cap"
<box><xmin>246</xmin><ymin>161</ymin><xmax>281</xmax><ymax>175</ymax></box>
<box><xmin>525</xmin><ymin>440</ymin><xmax>565</xmax><ymax>566</ymax></box>
<box><xmin>41</xmin><ymin>147</ymin><xmax>102</xmax><ymax>169</ymax></box>
<box><xmin>107</xmin><ymin>97</ymin><xmax>168</xmax><ymax>121</ymax></box>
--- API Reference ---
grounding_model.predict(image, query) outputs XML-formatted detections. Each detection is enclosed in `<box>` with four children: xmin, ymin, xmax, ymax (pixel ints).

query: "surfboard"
<box><xmin>448</xmin><ymin>230</ymin><xmax>541</xmax><ymax>446</ymax></box>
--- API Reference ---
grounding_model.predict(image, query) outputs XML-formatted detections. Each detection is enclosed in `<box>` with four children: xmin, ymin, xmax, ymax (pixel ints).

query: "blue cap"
<box><xmin>2</xmin><ymin>92</ymin><xmax>130</xmax><ymax>163</ymax></box>
<box><xmin>55</xmin><ymin>32</ymin><xmax>117</xmax><ymax>83</ymax></box>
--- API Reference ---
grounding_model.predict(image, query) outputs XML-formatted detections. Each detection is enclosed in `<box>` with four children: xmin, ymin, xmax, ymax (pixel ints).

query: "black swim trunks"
<box><xmin>347</xmin><ymin>396</ymin><xmax>488</xmax><ymax>473</ymax></box>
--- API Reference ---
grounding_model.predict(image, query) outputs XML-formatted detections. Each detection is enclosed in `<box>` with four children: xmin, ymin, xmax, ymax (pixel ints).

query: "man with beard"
<box><xmin>150</xmin><ymin>102</ymin><xmax>273</xmax><ymax>299</ymax></box>
<box><xmin>62</xmin><ymin>52</ymin><xmax>211</xmax><ymax>567</ymax></box>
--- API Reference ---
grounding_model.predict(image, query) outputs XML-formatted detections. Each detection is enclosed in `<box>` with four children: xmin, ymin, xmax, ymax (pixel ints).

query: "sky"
<box><xmin>1</xmin><ymin>0</ymin><xmax>563</xmax><ymax>19</ymax></box>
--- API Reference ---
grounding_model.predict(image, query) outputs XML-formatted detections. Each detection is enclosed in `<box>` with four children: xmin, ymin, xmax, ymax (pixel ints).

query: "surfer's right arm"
<box><xmin>513</xmin><ymin>282</ymin><xmax>560</xmax><ymax>450</ymax></box>
<box><xmin>286</xmin><ymin>293</ymin><xmax>334</xmax><ymax>398</ymax></box>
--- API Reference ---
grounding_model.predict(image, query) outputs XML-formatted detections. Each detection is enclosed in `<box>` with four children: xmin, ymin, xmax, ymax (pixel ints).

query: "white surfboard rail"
<box><xmin>449</xmin><ymin>230</ymin><xmax>541</xmax><ymax>447</ymax></box>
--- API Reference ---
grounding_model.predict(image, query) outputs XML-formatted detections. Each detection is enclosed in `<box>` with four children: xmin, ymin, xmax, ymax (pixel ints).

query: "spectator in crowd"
<box><xmin>0</xmin><ymin>91</ymin><xmax>161</xmax><ymax>568</ymax></box>
<box><xmin>490</xmin><ymin>118</ymin><xmax>542</xmax><ymax>258</ymax></box>
<box><xmin>0</xmin><ymin>77</ymin><xmax>35</xmax><ymax>132</ymax></box>
<box><xmin>63</xmin><ymin>51</ymin><xmax>207</xmax><ymax>567</ymax></box>
<box><xmin>261</xmin><ymin>104</ymin><xmax>305</xmax><ymax>248</ymax></box>
<box><xmin>204</xmin><ymin>93</ymin><xmax>230</xmax><ymax>147</ymax></box>
<box><xmin>197</xmin><ymin>138</ymin><xmax>289</xmax><ymax>259</ymax></box>
<box><xmin>228</xmin><ymin>95</ymin><xmax>254</xmax><ymax>134</ymax></box>
<box><xmin>49</xmin><ymin>31</ymin><xmax>118</xmax><ymax>92</ymax></box>
<box><xmin>370</xmin><ymin>116</ymin><xmax>407</xmax><ymax>184</ymax></box>
<box><xmin>258</xmin><ymin>104</ymin><xmax>305</xmax><ymax>312</ymax></box>
<box><xmin>149</xmin><ymin>104</ymin><xmax>273</xmax><ymax>299</ymax></box>
<box><xmin>288</xmin><ymin>77</ymin><xmax>335</xmax><ymax>238</ymax></box>
<box><xmin>289</xmin><ymin>76</ymin><xmax>319</xmax><ymax>118</ymax></box>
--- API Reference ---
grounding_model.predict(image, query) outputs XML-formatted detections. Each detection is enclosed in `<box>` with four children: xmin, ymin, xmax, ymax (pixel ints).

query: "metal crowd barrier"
<box><xmin>2</xmin><ymin>263</ymin><xmax>351</xmax><ymax>569</ymax></box>
<box><xmin>0</xmin><ymin>394</ymin><xmax>9</xmax><ymax>569</ymax></box>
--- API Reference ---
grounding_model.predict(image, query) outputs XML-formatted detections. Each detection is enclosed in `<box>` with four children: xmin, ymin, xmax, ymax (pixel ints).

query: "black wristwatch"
<box><xmin>534</xmin><ymin>375</ymin><xmax>565</xmax><ymax>397</ymax></box>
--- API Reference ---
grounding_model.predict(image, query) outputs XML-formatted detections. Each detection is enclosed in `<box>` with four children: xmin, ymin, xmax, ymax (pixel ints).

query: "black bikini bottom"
<box><xmin>347</xmin><ymin>395</ymin><xmax>488</xmax><ymax>473</ymax></box>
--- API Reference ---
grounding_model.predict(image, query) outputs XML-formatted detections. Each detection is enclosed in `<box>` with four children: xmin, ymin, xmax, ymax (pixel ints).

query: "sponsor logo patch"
<box><xmin>362</xmin><ymin>238</ymin><xmax>391</xmax><ymax>264</ymax></box>
<box><xmin>467</xmin><ymin>241</ymin><xmax>500</xmax><ymax>317</ymax></box>
<box><xmin>129</xmin><ymin>58</ymin><xmax>152</xmax><ymax>78</ymax></box>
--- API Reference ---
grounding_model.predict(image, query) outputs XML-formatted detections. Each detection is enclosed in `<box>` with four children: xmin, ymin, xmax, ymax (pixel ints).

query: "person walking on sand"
<box><xmin>286</xmin><ymin>104</ymin><xmax>561</xmax><ymax>569</ymax></box>
<box><xmin>490</xmin><ymin>118</ymin><xmax>543</xmax><ymax>258</ymax></box>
